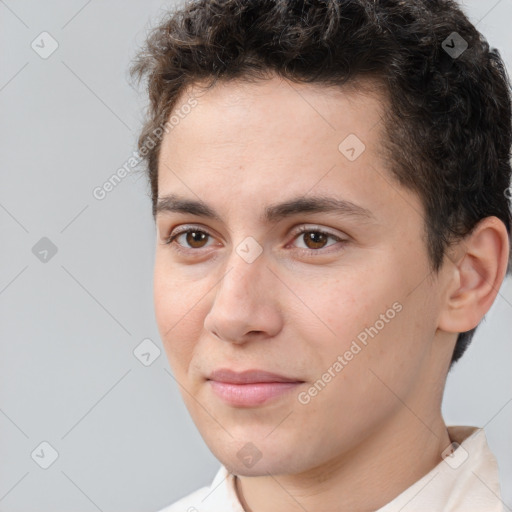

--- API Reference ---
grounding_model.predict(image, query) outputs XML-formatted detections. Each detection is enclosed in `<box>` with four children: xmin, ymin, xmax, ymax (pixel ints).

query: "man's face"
<box><xmin>153</xmin><ymin>75</ymin><xmax>450</xmax><ymax>476</ymax></box>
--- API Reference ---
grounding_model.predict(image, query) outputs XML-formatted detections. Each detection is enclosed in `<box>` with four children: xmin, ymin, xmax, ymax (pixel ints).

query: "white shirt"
<box><xmin>157</xmin><ymin>426</ymin><xmax>504</xmax><ymax>512</ymax></box>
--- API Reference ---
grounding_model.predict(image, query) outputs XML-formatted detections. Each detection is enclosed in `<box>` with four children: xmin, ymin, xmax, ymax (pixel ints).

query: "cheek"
<box><xmin>291</xmin><ymin>268</ymin><xmax>394</xmax><ymax>354</ymax></box>
<box><xmin>153</xmin><ymin>253</ymin><xmax>205</xmax><ymax>329</ymax></box>
<box><xmin>153</xmin><ymin>260</ymin><xmax>206</xmax><ymax>371</ymax></box>
<box><xmin>316</xmin><ymin>278</ymin><xmax>437</xmax><ymax>417</ymax></box>
<box><xmin>292</xmin><ymin>261</ymin><xmax>427</xmax><ymax>388</ymax></box>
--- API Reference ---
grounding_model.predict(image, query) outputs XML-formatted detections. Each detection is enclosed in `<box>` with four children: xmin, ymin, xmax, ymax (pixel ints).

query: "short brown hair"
<box><xmin>130</xmin><ymin>0</ymin><xmax>512</xmax><ymax>367</ymax></box>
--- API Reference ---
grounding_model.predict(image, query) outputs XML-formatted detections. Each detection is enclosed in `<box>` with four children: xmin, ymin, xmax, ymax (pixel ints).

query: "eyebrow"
<box><xmin>155</xmin><ymin>193</ymin><xmax>376</xmax><ymax>224</ymax></box>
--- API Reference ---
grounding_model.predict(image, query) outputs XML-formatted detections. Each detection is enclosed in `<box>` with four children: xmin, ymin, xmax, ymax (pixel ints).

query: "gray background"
<box><xmin>0</xmin><ymin>1</ymin><xmax>511</xmax><ymax>511</ymax></box>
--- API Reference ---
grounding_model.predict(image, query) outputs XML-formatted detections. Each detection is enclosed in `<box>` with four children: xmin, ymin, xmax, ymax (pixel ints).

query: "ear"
<box><xmin>438</xmin><ymin>216</ymin><xmax>510</xmax><ymax>334</ymax></box>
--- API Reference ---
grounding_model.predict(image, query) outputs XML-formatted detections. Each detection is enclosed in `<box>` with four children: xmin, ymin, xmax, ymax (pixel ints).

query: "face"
<box><xmin>153</xmin><ymin>75</ymin><xmax>449</xmax><ymax>477</ymax></box>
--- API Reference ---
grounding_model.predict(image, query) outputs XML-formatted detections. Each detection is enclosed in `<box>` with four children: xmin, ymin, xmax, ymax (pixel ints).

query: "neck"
<box><xmin>235</xmin><ymin>411</ymin><xmax>451</xmax><ymax>512</ymax></box>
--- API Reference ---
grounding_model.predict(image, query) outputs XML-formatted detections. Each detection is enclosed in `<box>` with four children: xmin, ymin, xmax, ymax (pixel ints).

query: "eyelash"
<box><xmin>162</xmin><ymin>225</ymin><xmax>346</xmax><ymax>256</ymax></box>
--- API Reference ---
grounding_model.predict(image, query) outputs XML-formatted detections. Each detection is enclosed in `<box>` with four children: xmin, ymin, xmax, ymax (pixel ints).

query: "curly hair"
<box><xmin>130</xmin><ymin>0</ymin><xmax>512</xmax><ymax>368</ymax></box>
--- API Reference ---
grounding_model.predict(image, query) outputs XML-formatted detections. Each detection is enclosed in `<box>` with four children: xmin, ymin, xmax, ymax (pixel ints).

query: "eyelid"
<box><xmin>291</xmin><ymin>224</ymin><xmax>344</xmax><ymax>238</ymax></box>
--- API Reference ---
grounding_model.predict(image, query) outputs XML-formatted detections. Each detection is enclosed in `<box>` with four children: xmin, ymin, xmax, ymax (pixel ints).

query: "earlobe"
<box><xmin>437</xmin><ymin>216</ymin><xmax>510</xmax><ymax>334</ymax></box>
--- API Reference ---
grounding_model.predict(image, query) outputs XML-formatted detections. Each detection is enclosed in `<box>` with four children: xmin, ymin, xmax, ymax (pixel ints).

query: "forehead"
<box><xmin>171</xmin><ymin>74</ymin><xmax>387</xmax><ymax>133</ymax></box>
<box><xmin>159</xmin><ymin>75</ymin><xmax>388</xmax><ymax>172</ymax></box>
<box><xmin>155</xmin><ymin>74</ymin><xmax>414</xmax><ymax>226</ymax></box>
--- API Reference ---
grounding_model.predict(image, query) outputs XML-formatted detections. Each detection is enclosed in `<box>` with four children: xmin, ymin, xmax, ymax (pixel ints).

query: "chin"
<box><xmin>210</xmin><ymin>438</ymin><xmax>310</xmax><ymax>478</ymax></box>
<box><xmin>222</xmin><ymin>458</ymin><xmax>292</xmax><ymax>477</ymax></box>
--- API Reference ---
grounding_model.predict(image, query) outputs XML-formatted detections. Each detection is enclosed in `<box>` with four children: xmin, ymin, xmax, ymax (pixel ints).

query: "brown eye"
<box><xmin>165</xmin><ymin>228</ymin><xmax>214</xmax><ymax>250</ymax></box>
<box><xmin>292</xmin><ymin>227</ymin><xmax>343</xmax><ymax>252</ymax></box>
<box><xmin>302</xmin><ymin>231</ymin><xmax>329</xmax><ymax>249</ymax></box>
<box><xmin>184</xmin><ymin>230</ymin><xmax>209</xmax><ymax>248</ymax></box>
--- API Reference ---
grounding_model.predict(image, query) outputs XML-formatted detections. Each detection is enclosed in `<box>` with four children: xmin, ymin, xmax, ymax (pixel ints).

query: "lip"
<box><xmin>208</xmin><ymin>368</ymin><xmax>302</xmax><ymax>384</ymax></box>
<box><xmin>207</xmin><ymin>368</ymin><xmax>304</xmax><ymax>407</ymax></box>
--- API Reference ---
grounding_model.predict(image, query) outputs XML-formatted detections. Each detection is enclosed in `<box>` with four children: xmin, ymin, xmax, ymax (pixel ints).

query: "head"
<box><xmin>131</xmin><ymin>0</ymin><xmax>511</xmax><ymax>477</ymax></box>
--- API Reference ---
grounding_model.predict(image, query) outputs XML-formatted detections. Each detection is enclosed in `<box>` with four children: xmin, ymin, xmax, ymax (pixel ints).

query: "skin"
<box><xmin>153</xmin><ymin>74</ymin><xmax>510</xmax><ymax>512</ymax></box>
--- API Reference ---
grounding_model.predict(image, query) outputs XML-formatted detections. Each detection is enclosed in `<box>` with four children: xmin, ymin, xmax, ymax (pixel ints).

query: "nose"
<box><xmin>203</xmin><ymin>250</ymin><xmax>283</xmax><ymax>344</ymax></box>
